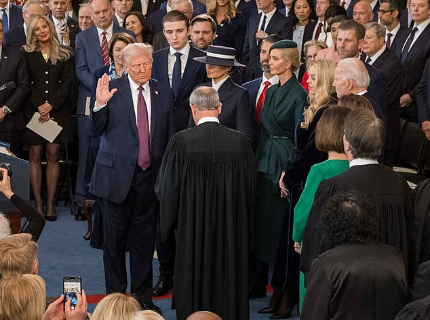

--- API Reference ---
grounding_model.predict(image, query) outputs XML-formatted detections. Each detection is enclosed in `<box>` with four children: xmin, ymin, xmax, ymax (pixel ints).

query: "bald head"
<box><xmin>186</xmin><ymin>311</ymin><xmax>223</xmax><ymax>320</ymax></box>
<box><xmin>353</xmin><ymin>1</ymin><xmax>373</xmax><ymax>24</ymax></box>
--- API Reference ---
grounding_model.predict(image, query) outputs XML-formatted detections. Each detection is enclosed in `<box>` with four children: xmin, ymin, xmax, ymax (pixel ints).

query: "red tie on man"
<box><xmin>101</xmin><ymin>31</ymin><xmax>109</xmax><ymax>66</ymax></box>
<box><xmin>256</xmin><ymin>81</ymin><xmax>271</xmax><ymax>125</ymax></box>
<box><xmin>314</xmin><ymin>22</ymin><xmax>323</xmax><ymax>40</ymax></box>
<box><xmin>137</xmin><ymin>86</ymin><xmax>151</xmax><ymax>170</ymax></box>
<box><xmin>386</xmin><ymin>33</ymin><xmax>393</xmax><ymax>48</ymax></box>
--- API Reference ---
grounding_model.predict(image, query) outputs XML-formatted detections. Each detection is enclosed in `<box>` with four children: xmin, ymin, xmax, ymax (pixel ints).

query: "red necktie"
<box><xmin>256</xmin><ymin>81</ymin><xmax>271</xmax><ymax>125</ymax></box>
<box><xmin>314</xmin><ymin>22</ymin><xmax>323</xmax><ymax>40</ymax></box>
<box><xmin>101</xmin><ymin>31</ymin><xmax>109</xmax><ymax>66</ymax></box>
<box><xmin>386</xmin><ymin>33</ymin><xmax>393</xmax><ymax>48</ymax></box>
<box><xmin>137</xmin><ymin>86</ymin><xmax>151</xmax><ymax>170</ymax></box>
<box><xmin>341</xmin><ymin>0</ymin><xmax>346</xmax><ymax>7</ymax></box>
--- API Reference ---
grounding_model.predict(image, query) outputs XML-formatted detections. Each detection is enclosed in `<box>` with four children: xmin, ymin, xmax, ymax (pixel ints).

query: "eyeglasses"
<box><xmin>306</xmin><ymin>53</ymin><xmax>318</xmax><ymax>60</ymax></box>
<box><xmin>377</xmin><ymin>9</ymin><xmax>394</xmax><ymax>14</ymax></box>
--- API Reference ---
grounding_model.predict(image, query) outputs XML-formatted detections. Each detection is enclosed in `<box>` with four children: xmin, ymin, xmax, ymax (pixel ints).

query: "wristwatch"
<box><xmin>1</xmin><ymin>106</ymin><xmax>11</xmax><ymax>115</ymax></box>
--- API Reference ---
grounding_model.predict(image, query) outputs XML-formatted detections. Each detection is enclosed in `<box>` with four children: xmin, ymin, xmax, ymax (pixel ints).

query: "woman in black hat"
<box><xmin>193</xmin><ymin>45</ymin><xmax>255</xmax><ymax>140</ymax></box>
<box><xmin>255</xmin><ymin>39</ymin><xmax>308</xmax><ymax>319</ymax></box>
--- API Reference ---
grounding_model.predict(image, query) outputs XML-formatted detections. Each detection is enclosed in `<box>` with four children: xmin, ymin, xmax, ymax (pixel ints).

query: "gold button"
<box><xmin>45</xmin><ymin>71</ymin><xmax>48</xmax><ymax>74</ymax></box>
<box><xmin>45</xmin><ymin>90</ymin><xmax>48</xmax><ymax>93</ymax></box>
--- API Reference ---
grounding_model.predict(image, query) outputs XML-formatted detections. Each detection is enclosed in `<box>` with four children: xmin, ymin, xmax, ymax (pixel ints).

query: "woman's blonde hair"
<box><xmin>207</xmin><ymin>0</ymin><xmax>237</xmax><ymax>22</ymax></box>
<box><xmin>24</xmin><ymin>15</ymin><xmax>72</xmax><ymax>65</ymax></box>
<box><xmin>279</xmin><ymin>47</ymin><xmax>300</xmax><ymax>73</ymax></box>
<box><xmin>0</xmin><ymin>274</ymin><xmax>46</xmax><ymax>320</ymax></box>
<box><xmin>130</xmin><ymin>310</ymin><xmax>165</xmax><ymax>320</ymax></box>
<box><xmin>91</xmin><ymin>293</ymin><xmax>141</xmax><ymax>320</ymax></box>
<box><xmin>301</xmin><ymin>59</ymin><xmax>336</xmax><ymax>128</ymax></box>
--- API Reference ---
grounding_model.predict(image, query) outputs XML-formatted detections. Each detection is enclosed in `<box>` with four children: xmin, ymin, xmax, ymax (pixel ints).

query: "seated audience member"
<box><xmin>186</xmin><ymin>311</ymin><xmax>223</xmax><ymax>320</ymax></box>
<box><xmin>299</xmin><ymin>40</ymin><xmax>327</xmax><ymax>89</ymax></box>
<box><xmin>190</xmin><ymin>14</ymin><xmax>217</xmax><ymax>51</ymax></box>
<box><xmin>315</xmin><ymin>14</ymin><xmax>347</xmax><ymax>62</ymax></box>
<box><xmin>91</xmin><ymin>293</ymin><xmax>141</xmax><ymax>320</ymax></box>
<box><xmin>395</xmin><ymin>294</ymin><xmax>430</xmax><ymax>320</ymax></box>
<box><xmin>124</xmin><ymin>11</ymin><xmax>153</xmax><ymax>43</ymax></box>
<box><xmin>300</xmin><ymin>108</ymin><xmax>411</xmax><ymax>283</ymax></box>
<box><xmin>0</xmin><ymin>233</ymin><xmax>38</xmax><ymax>276</ymax></box>
<box><xmin>333</xmin><ymin>58</ymin><xmax>385</xmax><ymax>120</ymax></box>
<box><xmin>301</xmin><ymin>192</ymin><xmax>408</xmax><ymax>320</ymax></box>
<box><xmin>130</xmin><ymin>310</ymin><xmax>166</xmax><ymax>320</ymax></box>
<box><xmin>338</xmin><ymin>93</ymin><xmax>373</xmax><ymax>111</ymax></box>
<box><xmin>0</xmin><ymin>274</ymin><xmax>89</xmax><ymax>320</ymax></box>
<box><xmin>292</xmin><ymin>105</ymin><xmax>351</xmax><ymax>310</ymax></box>
<box><xmin>352</xmin><ymin>0</ymin><xmax>373</xmax><ymax>24</ymax></box>
<box><xmin>0</xmin><ymin>168</ymin><xmax>45</xmax><ymax>241</ymax></box>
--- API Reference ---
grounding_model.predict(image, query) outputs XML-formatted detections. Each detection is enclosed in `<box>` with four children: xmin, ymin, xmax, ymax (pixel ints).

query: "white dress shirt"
<box><xmin>350</xmin><ymin>158</ymin><xmax>379</xmax><ymax>167</ymax></box>
<box><xmin>402</xmin><ymin>16</ymin><xmax>430</xmax><ymax>53</ymax></box>
<box><xmin>370</xmin><ymin>0</ymin><xmax>378</xmax><ymax>9</ymax></box>
<box><xmin>168</xmin><ymin>43</ymin><xmax>190</xmax><ymax>88</ymax></box>
<box><xmin>255</xmin><ymin>74</ymin><xmax>279</xmax><ymax>105</ymax></box>
<box><xmin>212</xmin><ymin>75</ymin><xmax>229</xmax><ymax>91</ymax></box>
<box><xmin>258</xmin><ymin>8</ymin><xmax>277</xmax><ymax>32</ymax></box>
<box><xmin>357</xmin><ymin>90</ymin><xmax>368</xmax><ymax>95</ymax></box>
<box><xmin>97</xmin><ymin>24</ymin><xmax>114</xmax><ymax>45</ymax></box>
<box><xmin>386</xmin><ymin>22</ymin><xmax>400</xmax><ymax>44</ymax></box>
<box><xmin>198</xmin><ymin>117</ymin><xmax>220</xmax><ymax>125</ymax></box>
<box><xmin>115</xmin><ymin>13</ymin><xmax>124</xmax><ymax>27</ymax></box>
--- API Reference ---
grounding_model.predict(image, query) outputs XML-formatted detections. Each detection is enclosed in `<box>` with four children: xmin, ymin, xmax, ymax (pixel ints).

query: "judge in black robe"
<box><xmin>300</xmin><ymin>109</ymin><xmax>412</xmax><ymax>284</ymax></box>
<box><xmin>302</xmin><ymin>192</ymin><xmax>408</xmax><ymax>320</ymax></box>
<box><xmin>155</xmin><ymin>86</ymin><xmax>257</xmax><ymax>320</ymax></box>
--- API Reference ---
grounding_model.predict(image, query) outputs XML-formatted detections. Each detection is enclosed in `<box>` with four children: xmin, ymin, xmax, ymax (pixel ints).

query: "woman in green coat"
<box><xmin>254</xmin><ymin>40</ymin><xmax>308</xmax><ymax>301</ymax></box>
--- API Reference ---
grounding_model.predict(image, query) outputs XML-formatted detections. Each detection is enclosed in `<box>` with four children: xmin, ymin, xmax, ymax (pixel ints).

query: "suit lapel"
<box><xmin>90</xmin><ymin>27</ymin><xmax>103</xmax><ymax>61</ymax></box>
<box><xmin>118</xmin><ymin>77</ymin><xmax>139</xmax><ymax>138</ymax></box>
<box><xmin>160</xmin><ymin>49</ymin><xmax>170</xmax><ymax>86</ymax></box>
<box><xmin>179</xmin><ymin>46</ymin><xmax>201</xmax><ymax>93</ymax></box>
<box><xmin>0</xmin><ymin>48</ymin><xmax>10</xmax><ymax>84</ymax></box>
<box><xmin>218</xmin><ymin>78</ymin><xmax>236</xmax><ymax>102</ymax></box>
<box><xmin>265</xmin><ymin>11</ymin><xmax>280</xmax><ymax>34</ymax></box>
<box><xmin>149</xmin><ymin>80</ymin><xmax>159</xmax><ymax>140</ymax></box>
<box><xmin>372</xmin><ymin>49</ymin><xmax>388</xmax><ymax>69</ymax></box>
<box><xmin>404</xmin><ymin>24</ymin><xmax>430</xmax><ymax>65</ymax></box>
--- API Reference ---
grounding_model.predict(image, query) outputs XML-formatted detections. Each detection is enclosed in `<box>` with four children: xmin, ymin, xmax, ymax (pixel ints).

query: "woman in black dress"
<box><xmin>22</xmin><ymin>14</ymin><xmax>74</xmax><ymax>221</ymax></box>
<box><xmin>208</xmin><ymin>0</ymin><xmax>247</xmax><ymax>60</ymax></box>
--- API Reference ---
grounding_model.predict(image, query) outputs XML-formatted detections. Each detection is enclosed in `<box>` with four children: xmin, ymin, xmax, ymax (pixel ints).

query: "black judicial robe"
<box><xmin>155</xmin><ymin>122</ymin><xmax>257</xmax><ymax>320</ymax></box>
<box><xmin>300</xmin><ymin>164</ymin><xmax>412</xmax><ymax>284</ymax></box>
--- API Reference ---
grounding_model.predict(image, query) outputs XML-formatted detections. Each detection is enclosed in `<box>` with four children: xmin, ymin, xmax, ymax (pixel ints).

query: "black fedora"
<box><xmin>193</xmin><ymin>45</ymin><xmax>245</xmax><ymax>67</ymax></box>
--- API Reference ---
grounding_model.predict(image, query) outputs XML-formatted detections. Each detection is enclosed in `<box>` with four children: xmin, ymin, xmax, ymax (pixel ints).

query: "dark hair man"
<box><xmin>190</xmin><ymin>14</ymin><xmax>216</xmax><ymax>50</ymax></box>
<box><xmin>378</xmin><ymin>0</ymin><xmax>407</xmax><ymax>51</ymax></box>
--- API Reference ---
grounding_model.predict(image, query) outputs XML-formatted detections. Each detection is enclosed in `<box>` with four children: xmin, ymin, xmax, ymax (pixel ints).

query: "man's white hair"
<box><xmin>338</xmin><ymin>58</ymin><xmax>370</xmax><ymax>88</ymax></box>
<box><xmin>0</xmin><ymin>213</ymin><xmax>11</xmax><ymax>241</ymax></box>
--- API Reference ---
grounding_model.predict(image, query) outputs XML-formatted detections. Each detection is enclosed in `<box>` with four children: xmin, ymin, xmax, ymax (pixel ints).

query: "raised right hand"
<box><xmin>95</xmin><ymin>73</ymin><xmax>117</xmax><ymax>107</ymax></box>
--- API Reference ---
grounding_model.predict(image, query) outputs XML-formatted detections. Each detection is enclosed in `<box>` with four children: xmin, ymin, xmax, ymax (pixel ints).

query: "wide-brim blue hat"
<box><xmin>193</xmin><ymin>45</ymin><xmax>246</xmax><ymax>67</ymax></box>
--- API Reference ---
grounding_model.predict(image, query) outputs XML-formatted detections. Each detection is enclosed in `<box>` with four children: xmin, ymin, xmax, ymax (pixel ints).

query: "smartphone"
<box><xmin>63</xmin><ymin>276</ymin><xmax>82</xmax><ymax>310</ymax></box>
<box><xmin>60</xmin><ymin>22</ymin><xmax>67</xmax><ymax>32</ymax></box>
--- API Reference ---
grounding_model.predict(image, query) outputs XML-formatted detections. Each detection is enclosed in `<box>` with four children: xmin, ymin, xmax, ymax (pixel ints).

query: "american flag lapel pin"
<box><xmin>155</xmin><ymin>90</ymin><xmax>159</xmax><ymax>95</ymax></box>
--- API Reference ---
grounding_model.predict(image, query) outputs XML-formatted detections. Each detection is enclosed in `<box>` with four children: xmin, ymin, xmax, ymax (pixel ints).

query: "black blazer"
<box><xmin>211</xmin><ymin>13</ymin><xmax>247</xmax><ymax>59</ymax></box>
<box><xmin>193</xmin><ymin>78</ymin><xmax>255</xmax><ymax>141</ymax></box>
<box><xmin>0</xmin><ymin>46</ymin><xmax>30</xmax><ymax>132</ymax></box>
<box><xmin>8</xmin><ymin>3</ymin><xmax>24</xmax><ymax>31</ymax></box>
<box><xmin>367</xmin><ymin>48</ymin><xmax>404</xmax><ymax>150</ymax></box>
<box><xmin>365</xmin><ymin>62</ymin><xmax>388</xmax><ymax>116</ymax></box>
<box><xmin>147</xmin><ymin>7</ymin><xmax>166</xmax><ymax>34</ymax></box>
<box><xmin>390</xmin><ymin>24</ymin><xmax>409</xmax><ymax>53</ymax></box>
<box><xmin>242</xmin><ymin>11</ymin><xmax>293</xmax><ymax>83</ymax></box>
<box><xmin>399</xmin><ymin>8</ymin><xmax>411</xmax><ymax>29</ymax></box>
<box><xmin>417</xmin><ymin>57</ymin><xmax>430</xmax><ymax>124</ymax></box>
<box><xmin>237</xmin><ymin>0</ymin><xmax>258</xmax><ymax>18</ymax></box>
<box><xmin>395</xmin><ymin>23</ymin><xmax>430</xmax><ymax>122</ymax></box>
<box><xmin>242</xmin><ymin>76</ymin><xmax>261</xmax><ymax>131</ymax></box>
<box><xmin>152</xmin><ymin>45</ymin><xmax>207</xmax><ymax>131</ymax></box>
<box><xmin>3</xmin><ymin>24</ymin><xmax>26</xmax><ymax>49</ymax></box>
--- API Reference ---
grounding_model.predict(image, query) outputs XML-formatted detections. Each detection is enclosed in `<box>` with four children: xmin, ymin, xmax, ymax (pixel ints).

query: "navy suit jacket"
<box><xmin>395</xmin><ymin>23</ymin><xmax>430</xmax><ymax>121</ymax></box>
<box><xmin>147</xmin><ymin>7</ymin><xmax>166</xmax><ymax>34</ymax></box>
<box><xmin>417</xmin><ymin>57</ymin><xmax>430</xmax><ymax>124</ymax></box>
<box><xmin>88</xmin><ymin>77</ymin><xmax>176</xmax><ymax>203</ymax></box>
<box><xmin>75</xmin><ymin>24</ymin><xmax>134</xmax><ymax>115</ymax></box>
<box><xmin>151</xmin><ymin>45</ymin><xmax>207</xmax><ymax>131</ymax></box>
<box><xmin>399</xmin><ymin>8</ymin><xmax>411</xmax><ymax>29</ymax></box>
<box><xmin>3</xmin><ymin>24</ymin><xmax>26</xmax><ymax>49</ymax></box>
<box><xmin>366</xmin><ymin>48</ymin><xmax>404</xmax><ymax>150</ymax></box>
<box><xmin>192</xmin><ymin>78</ymin><xmax>255</xmax><ymax>141</ymax></box>
<box><xmin>0</xmin><ymin>46</ymin><xmax>30</xmax><ymax>132</ymax></box>
<box><xmin>242</xmin><ymin>77</ymin><xmax>261</xmax><ymax>130</ymax></box>
<box><xmin>365</xmin><ymin>62</ymin><xmax>388</xmax><ymax>117</ymax></box>
<box><xmin>346</xmin><ymin>0</ymin><xmax>379</xmax><ymax>22</ymax></box>
<box><xmin>389</xmin><ymin>24</ymin><xmax>408</xmax><ymax>54</ymax></box>
<box><xmin>242</xmin><ymin>11</ymin><xmax>293</xmax><ymax>83</ymax></box>
<box><xmin>8</xmin><ymin>4</ymin><xmax>24</xmax><ymax>31</ymax></box>
<box><xmin>237</xmin><ymin>0</ymin><xmax>258</xmax><ymax>18</ymax></box>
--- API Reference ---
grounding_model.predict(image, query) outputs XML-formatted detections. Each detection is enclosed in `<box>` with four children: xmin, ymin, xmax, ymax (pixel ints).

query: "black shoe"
<box><xmin>258</xmin><ymin>305</ymin><xmax>279</xmax><ymax>314</ymax></box>
<box><xmin>141</xmin><ymin>301</ymin><xmax>162</xmax><ymax>315</ymax></box>
<box><xmin>152</xmin><ymin>276</ymin><xmax>173</xmax><ymax>296</ymax></box>
<box><xmin>269</xmin><ymin>304</ymin><xmax>295</xmax><ymax>319</ymax></box>
<box><xmin>75</xmin><ymin>207</ymin><xmax>86</xmax><ymax>221</ymax></box>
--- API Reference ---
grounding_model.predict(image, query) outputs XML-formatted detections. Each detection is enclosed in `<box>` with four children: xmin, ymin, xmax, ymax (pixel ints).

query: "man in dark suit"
<box><xmin>48</xmin><ymin>0</ymin><xmax>80</xmax><ymax>48</ymax></box>
<box><xmin>395</xmin><ymin>0</ymin><xmax>430</xmax><ymax>123</ymax></box>
<box><xmin>241</xmin><ymin>0</ymin><xmax>293</xmax><ymax>83</ymax></box>
<box><xmin>190</xmin><ymin>14</ymin><xmax>216</xmax><ymax>50</ymax></box>
<box><xmin>337</xmin><ymin>19</ymin><xmax>388</xmax><ymax>114</ymax></box>
<box><xmin>0</xmin><ymin>0</ymin><xmax>23</xmax><ymax>33</ymax></box>
<box><xmin>4</xmin><ymin>0</ymin><xmax>43</xmax><ymax>49</ymax></box>
<box><xmin>151</xmin><ymin>9</ymin><xmax>206</xmax><ymax>296</ymax></box>
<box><xmin>237</xmin><ymin>0</ymin><xmax>258</xmax><ymax>18</ymax></box>
<box><xmin>300</xmin><ymin>108</ymin><xmax>411</xmax><ymax>284</ymax></box>
<box><xmin>130</xmin><ymin>0</ymin><xmax>164</xmax><ymax>16</ymax></box>
<box><xmin>112</xmin><ymin>0</ymin><xmax>133</xmax><ymax>27</ymax></box>
<box><xmin>74</xmin><ymin>0</ymin><xmax>134</xmax><ymax>219</ymax></box>
<box><xmin>159</xmin><ymin>0</ymin><xmax>205</xmax><ymax>15</ymax></box>
<box><xmin>362</xmin><ymin>22</ymin><xmax>404</xmax><ymax>167</ymax></box>
<box><xmin>347</xmin><ymin>0</ymin><xmax>379</xmax><ymax>21</ymax></box>
<box><xmin>400</xmin><ymin>6</ymin><xmax>412</xmax><ymax>28</ymax></box>
<box><xmin>378</xmin><ymin>0</ymin><xmax>408</xmax><ymax>51</ymax></box>
<box><xmin>89</xmin><ymin>43</ymin><xmax>175</xmax><ymax>313</ymax></box>
<box><xmin>147</xmin><ymin>3</ymin><xmax>166</xmax><ymax>34</ymax></box>
<box><xmin>0</xmin><ymin>19</ymin><xmax>30</xmax><ymax>156</ymax></box>
<box><xmin>416</xmin><ymin>57</ymin><xmax>430</xmax><ymax>140</ymax></box>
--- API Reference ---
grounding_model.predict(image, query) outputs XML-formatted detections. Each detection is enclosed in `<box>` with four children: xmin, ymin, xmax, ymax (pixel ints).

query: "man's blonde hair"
<box><xmin>0</xmin><ymin>233</ymin><xmax>38</xmax><ymax>276</ymax></box>
<box><xmin>91</xmin><ymin>293</ymin><xmax>141</xmax><ymax>320</ymax></box>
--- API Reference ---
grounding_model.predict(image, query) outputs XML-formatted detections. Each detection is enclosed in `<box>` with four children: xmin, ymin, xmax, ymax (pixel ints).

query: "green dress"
<box><xmin>293</xmin><ymin>159</ymin><xmax>350</xmax><ymax>309</ymax></box>
<box><xmin>255</xmin><ymin>75</ymin><xmax>308</xmax><ymax>263</ymax></box>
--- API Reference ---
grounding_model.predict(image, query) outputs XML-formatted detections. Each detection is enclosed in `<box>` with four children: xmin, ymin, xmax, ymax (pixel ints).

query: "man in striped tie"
<box><xmin>74</xmin><ymin>0</ymin><xmax>133</xmax><ymax>222</ymax></box>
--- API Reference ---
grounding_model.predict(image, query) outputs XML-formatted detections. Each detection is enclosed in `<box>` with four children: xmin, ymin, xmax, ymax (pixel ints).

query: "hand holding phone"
<box><xmin>63</xmin><ymin>276</ymin><xmax>81</xmax><ymax>310</ymax></box>
<box><xmin>65</xmin><ymin>290</ymin><xmax>89</xmax><ymax>320</ymax></box>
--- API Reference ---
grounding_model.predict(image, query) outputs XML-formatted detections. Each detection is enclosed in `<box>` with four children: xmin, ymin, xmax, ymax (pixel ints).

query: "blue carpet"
<box><xmin>37</xmin><ymin>204</ymin><xmax>300</xmax><ymax>319</ymax></box>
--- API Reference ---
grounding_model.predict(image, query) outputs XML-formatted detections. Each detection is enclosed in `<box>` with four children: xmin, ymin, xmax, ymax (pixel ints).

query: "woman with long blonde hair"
<box><xmin>22</xmin><ymin>14</ymin><xmax>74</xmax><ymax>221</ymax></box>
<box><xmin>207</xmin><ymin>0</ymin><xmax>246</xmax><ymax>59</ymax></box>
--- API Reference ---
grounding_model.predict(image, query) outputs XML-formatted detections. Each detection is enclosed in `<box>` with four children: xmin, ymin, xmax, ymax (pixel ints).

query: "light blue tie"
<box><xmin>2</xmin><ymin>9</ymin><xmax>8</xmax><ymax>33</ymax></box>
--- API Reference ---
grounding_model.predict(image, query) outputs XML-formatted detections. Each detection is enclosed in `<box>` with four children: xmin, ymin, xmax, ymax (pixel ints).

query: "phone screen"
<box><xmin>63</xmin><ymin>277</ymin><xmax>82</xmax><ymax>309</ymax></box>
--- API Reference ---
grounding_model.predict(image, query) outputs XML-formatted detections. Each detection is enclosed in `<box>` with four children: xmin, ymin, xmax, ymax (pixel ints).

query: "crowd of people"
<box><xmin>0</xmin><ymin>0</ymin><xmax>430</xmax><ymax>318</ymax></box>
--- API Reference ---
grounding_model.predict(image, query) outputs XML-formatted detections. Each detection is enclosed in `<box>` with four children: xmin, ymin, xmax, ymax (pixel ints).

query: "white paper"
<box><xmin>26</xmin><ymin>112</ymin><xmax>63</xmax><ymax>143</ymax></box>
<box><xmin>85</xmin><ymin>96</ymin><xmax>91</xmax><ymax>116</ymax></box>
